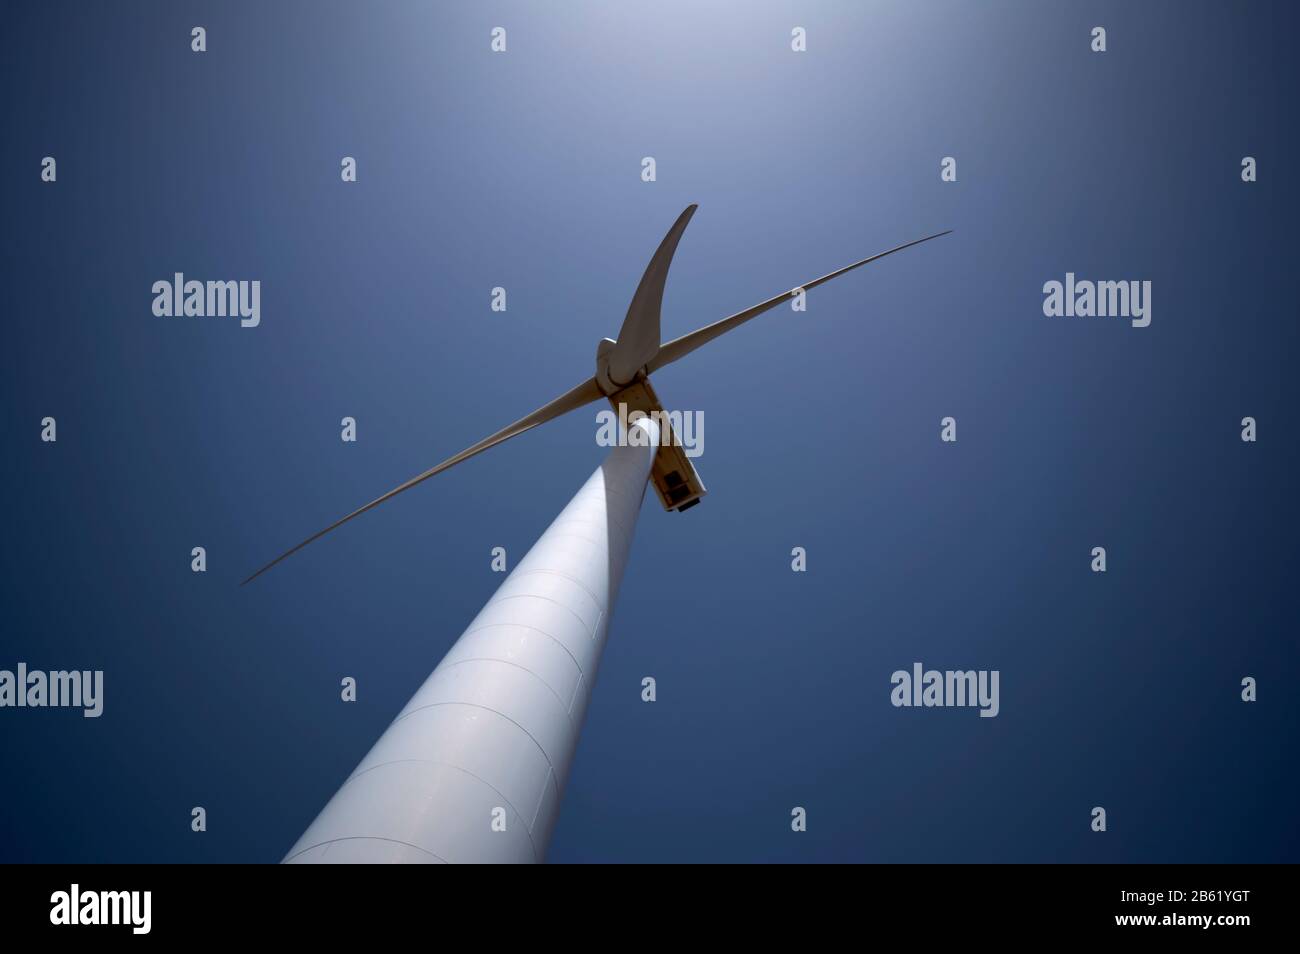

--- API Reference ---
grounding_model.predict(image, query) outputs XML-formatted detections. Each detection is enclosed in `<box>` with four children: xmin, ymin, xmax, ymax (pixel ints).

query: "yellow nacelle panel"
<box><xmin>607</xmin><ymin>378</ymin><xmax>706</xmax><ymax>513</ymax></box>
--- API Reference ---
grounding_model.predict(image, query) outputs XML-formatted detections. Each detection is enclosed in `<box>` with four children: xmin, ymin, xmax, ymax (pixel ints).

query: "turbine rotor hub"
<box><xmin>595</xmin><ymin>337</ymin><xmax>639</xmax><ymax>394</ymax></box>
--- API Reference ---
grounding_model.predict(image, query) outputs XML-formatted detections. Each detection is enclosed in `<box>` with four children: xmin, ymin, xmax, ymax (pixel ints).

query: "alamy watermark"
<box><xmin>596</xmin><ymin>403</ymin><xmax>703</xmax><ymax>457</ymax></box>
<box><xmin>1042</xmin><ymin>272</ymin><xmax>1151</xmax><ymax>327</ymax></box>
<box><xmin>0</xmin><ymin>663</ymin><xmax>103</xmax><ymax>717</ymax></box>
<box><xmin>152</xmin><ymin>273</ymin><xmax>260</xmax><ymax>327</ymax></box>
<box><xmin>891</xmin><ymin>662</ymin><xmax>999</xmax><ymax>718</ymax></box>
<box><xmin>50</xmin><ymin>884</ymin><xmax>150</xmax><ymax>934</ymax></box>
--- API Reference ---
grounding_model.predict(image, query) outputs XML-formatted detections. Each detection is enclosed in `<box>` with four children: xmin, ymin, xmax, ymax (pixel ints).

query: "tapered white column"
<box><xmin>284</xmin><ymin>418</ymin><xmax>658</xmax><ymax>863</ymax></box>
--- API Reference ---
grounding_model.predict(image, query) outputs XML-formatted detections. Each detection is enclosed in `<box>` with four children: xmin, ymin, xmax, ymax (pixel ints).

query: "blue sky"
<box><xmin>2</xmin><ymin>1</ymin><xmax>1297</xmax><ymax>862</ymax></box>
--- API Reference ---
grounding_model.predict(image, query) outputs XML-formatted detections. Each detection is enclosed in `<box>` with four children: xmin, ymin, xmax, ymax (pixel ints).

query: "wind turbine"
<box><xmin>249</xmin><ymin>205</ymin><xmax>949</xmax><ymax>862</ymax></box>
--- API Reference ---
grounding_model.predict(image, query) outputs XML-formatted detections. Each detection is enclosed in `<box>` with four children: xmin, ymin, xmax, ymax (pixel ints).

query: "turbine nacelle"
<box><xmin>595</xmin><ymin>336</ymin><xmax>706</xmax><ymax>513</ymax></box>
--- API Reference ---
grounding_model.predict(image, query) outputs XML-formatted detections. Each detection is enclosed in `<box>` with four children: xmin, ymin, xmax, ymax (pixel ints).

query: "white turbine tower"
<box><xmin>246</xmin><ymin>206</ymin><xmax>949</xmax><ymax>862</ymax></box>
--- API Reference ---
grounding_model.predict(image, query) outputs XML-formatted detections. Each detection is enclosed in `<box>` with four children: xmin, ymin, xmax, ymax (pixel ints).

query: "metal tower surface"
<box><xmin>283</xmin><ymin>418</ymin><xmax>660</xmax><ymax>863</ymax></box>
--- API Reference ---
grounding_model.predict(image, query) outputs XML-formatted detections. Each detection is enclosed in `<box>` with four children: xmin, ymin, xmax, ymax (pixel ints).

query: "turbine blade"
<box><xmin>608</xmin><ymin>203</ymin><xmax>698</xmax><ymax>385</ymax></box>
<box><xmin>646</xmin><ymin>229</ymin><xmax>952</xmax><ymax>374</ymax></box>
<box><xmin>242</xmin><ymin>376</ymin><xmax>605</xmax><ymax>585</ymax></box>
